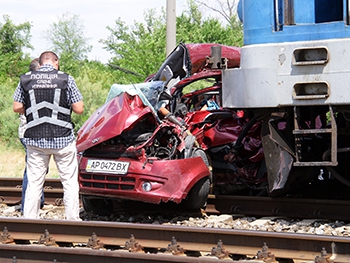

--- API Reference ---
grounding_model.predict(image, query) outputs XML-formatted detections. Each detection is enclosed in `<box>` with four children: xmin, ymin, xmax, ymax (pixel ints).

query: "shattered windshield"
<box><xmin>106</xmin><ymin>81</ymin><xmax>165</xmax><ymax>113</ymax></box>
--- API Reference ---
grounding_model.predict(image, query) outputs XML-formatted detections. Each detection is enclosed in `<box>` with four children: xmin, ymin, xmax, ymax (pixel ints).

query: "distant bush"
<box><xmin>0</xmin><ymin>78</ymin><xmax>22</xmax><ymax>148</ymax></box>
<box><xmin>0</xmin><ymin>59</ymin><xmax>137</xmax><ymax>149</ymax></box>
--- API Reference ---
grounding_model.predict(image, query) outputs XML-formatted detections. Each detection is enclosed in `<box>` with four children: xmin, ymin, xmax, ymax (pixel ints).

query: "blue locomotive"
<box><xmin>222</xmin><ymin>0</ymin><xmax>350</xmax><ymax>197</ymax></box>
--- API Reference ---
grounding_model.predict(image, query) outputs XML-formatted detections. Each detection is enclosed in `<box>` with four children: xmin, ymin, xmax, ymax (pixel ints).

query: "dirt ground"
<box><xmin>0</xmin><ymin>146</ymin><xmax>58</xmax><ymax>178</ymax></box>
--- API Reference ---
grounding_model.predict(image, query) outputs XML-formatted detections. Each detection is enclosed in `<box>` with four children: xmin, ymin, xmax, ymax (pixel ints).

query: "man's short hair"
<box><xmin>29</xmin><ymin>58</ymin><xmax>40</xmax><ymax>71</ymax></box>
<box><xmin>39</xmin><ymin>51</ymin><xmax>59</xmax><ymax>65</ymax></box>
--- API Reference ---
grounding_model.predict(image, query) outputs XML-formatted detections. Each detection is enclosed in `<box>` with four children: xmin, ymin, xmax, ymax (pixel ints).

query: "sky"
<box><xmin>0</xmin><ymin>0</ymin><xmax>220</xmax><ymax>64</ymax></box>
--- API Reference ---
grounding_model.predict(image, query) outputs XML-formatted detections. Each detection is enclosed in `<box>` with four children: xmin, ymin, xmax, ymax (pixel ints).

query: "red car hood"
<box><xmin>76</xmin><ymin>92</ymin><xmax>157</xmax><ymax>152</ymax></box>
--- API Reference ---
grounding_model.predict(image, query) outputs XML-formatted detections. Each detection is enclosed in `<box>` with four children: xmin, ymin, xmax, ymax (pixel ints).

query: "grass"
<box><xmin>0</xmin><ymin>142</ymin><xmax>59</xmax><ymax>178</ymax></box>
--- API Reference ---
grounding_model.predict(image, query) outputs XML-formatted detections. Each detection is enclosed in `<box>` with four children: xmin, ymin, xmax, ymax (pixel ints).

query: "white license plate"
<box><xmin>86</xmin><ymin>159</ymin><xmax>130</xmax><ymax>174</ymax></box>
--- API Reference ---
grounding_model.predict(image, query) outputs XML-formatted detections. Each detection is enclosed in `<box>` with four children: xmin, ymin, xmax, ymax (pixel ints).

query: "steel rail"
<box><xmin>0</xmin><ymin>178</ymin><xmax>220</xmax><ymax>214</ymax></box>
<box><xmin>0</xmin><ymin>178</ymin><xmax>62</xmax><ymax>188</ymax></box>
<box><xmin>0</xmin><ymin>244</ymin><xmax>266</xmax><ymax>263</ymax></box>
<box><xmin>0</xmin><ymin>218</ymin><xmax>349</xmax><ymax>262</ymax></box>
<box><xmin>215</xmin><ymin>195</ymin><xmax>350</xmax><ymax>221</ymax></box>
<box><xmin>0</xmin><ymin>178</ymin><xmax>63</xmax><ymax>205</ymax></box>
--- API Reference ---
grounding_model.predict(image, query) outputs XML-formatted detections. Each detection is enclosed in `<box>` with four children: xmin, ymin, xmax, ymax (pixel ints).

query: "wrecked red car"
<box><xmin>76</xmin><ymin>43</ymin><xmax>243</xmax><ymax>214</ymax></box>
<box><xmin>169</xmin><ymin>71</ymin><xmax>266</xmax><ymax>196</ymax></box>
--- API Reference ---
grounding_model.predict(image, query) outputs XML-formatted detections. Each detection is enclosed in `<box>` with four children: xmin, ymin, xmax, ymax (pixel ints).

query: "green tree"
<box><xmin>0</xmin><ymin>1</ymin><xmax>244</xmax><ymax>150</ymax></box>
<box><xmin>101</xmin><ymin>8</ymin><xmax>167</xmax><ymax>83</ymax></box>
<box><xmin>197</xmin><ymin>0</ymin><xmax>241</xmax><ymax>29</ymax></box>
<box><xmin>100</xmin><ymin>1</ymin><xmax>243</xmax><ymax>84</ymax></box>
<box><xmin>43</xmin><ymin>12</ymin><xmax>92</xmax><ymax>62</ymax></box>
<box><xmin>0</xmin><ymin>15</ymin><xmax>32</xmax><ymax>55</ymax></box>
<box><xmin>177</xmin><ymin>0</ymin><xmax>242</xmax><ymax>46</ymax></box>
<box><xmin>0</xmin><ymin>15</ymin><xmax>33</xmax><ymax>79</ymax></box>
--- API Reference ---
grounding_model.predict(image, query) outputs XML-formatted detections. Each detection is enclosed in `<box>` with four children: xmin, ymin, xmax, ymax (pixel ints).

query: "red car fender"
<box><xmin>78</xmin><ymin>155</ymin><xmax>210</xmax><ymax>204</ymax></box>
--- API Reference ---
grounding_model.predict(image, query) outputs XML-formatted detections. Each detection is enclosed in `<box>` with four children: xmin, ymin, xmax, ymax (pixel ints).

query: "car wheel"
<box><xmin>81</xmin><ymin>195</ymin><xmax>114</xmax><ymax>216</ymax></box>
<box><xmin>192</xmin><ymin>147</ymin><xmax>210</xmax><ymax>165</ymax></box>
<box><xmin>185</xmin><ymin>176</ymin><xmax>210</xmax><ymax>210</ymax></box>
<box><xmin>185</xmin><ymin>148</ymin><xmax>211</xmax><ymax>210</ymax></box>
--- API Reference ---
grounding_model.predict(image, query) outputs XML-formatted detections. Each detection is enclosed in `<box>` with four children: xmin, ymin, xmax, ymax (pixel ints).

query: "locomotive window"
<box><xmin>277</xmin><ymin>0</ymin><xmax>344</xmax><ymax>28</ymax></box>
<box><xmin>314</xmin><ymin>0</ymin><xmax>343</xmax><ymax>23</ymax></box>
<box><xmin>275</xmin><ymin>0</ymin><xmax>295</xmax><ymax>29</ymax></box>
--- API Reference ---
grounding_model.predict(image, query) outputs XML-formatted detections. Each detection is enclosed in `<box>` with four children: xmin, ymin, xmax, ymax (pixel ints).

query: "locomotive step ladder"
<box><xmin>293</xmin><ymin>105</ymin><xmax>337</xmax><ymax>166</ymax></box>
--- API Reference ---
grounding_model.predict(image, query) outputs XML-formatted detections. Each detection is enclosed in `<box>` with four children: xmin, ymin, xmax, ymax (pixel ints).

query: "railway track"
<box><xmin>1</xmin><ymin>178</ymin><xmax>350</xmax><ymax>262</ymax></box>
<box><xmin>0</xmin><ymin>177</ymin><xmax>64</xmax><ymax>206</ymax></box>
<box><xmin>215</xmin><ymin>195</ymin><xmax>350</xmax><ymax>221</ymax></box>
<box><xmin>0</xmin><ymin>177</ymin><xmax>219</xmax><ymax>214</ymax></box>
<box><xmin>1</xmin><ymin>217</ymin><xmax>348</xmax><ymax>262</ymax></box>
<box><xmin>1</xmin><ymin>177</ymin><xmax>350</xmax><ymax>220</ymax></box>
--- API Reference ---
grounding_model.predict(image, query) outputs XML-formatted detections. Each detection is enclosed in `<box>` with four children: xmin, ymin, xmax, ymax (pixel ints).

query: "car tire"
<box><xmin>185</xmin><ymin>176</ymin><xmax>210</xmax><ymax>210</ymax></box>
<box><xmin>185</xmin><ymin>148</ymin><xmax>211</xmax><ymax>210</ymax></box>
<box><xmin>81</xmin><ymin>195</ymin><xmax>113</xmax><ymax>216</ymax></box>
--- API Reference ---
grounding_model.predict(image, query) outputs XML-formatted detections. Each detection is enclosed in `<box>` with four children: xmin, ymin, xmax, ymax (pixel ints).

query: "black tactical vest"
<box><xmin>20</xmin><ymin>70</ymin><xmax>73</xmax><ymax>138</ymax></box>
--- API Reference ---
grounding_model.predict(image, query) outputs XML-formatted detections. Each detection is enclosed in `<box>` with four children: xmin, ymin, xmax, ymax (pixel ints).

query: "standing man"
<box><xmin>13</xmin><ymin>51</ymin><xmax>84</xmax><ymax>220</ymax></box>
<box><xmin>19</xmin><ymin>58</ymin><xmax>45</xmax><ymax>213</ymax></box>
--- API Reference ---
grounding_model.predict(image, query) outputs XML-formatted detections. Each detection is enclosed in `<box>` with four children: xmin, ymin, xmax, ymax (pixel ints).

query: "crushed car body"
<box><xmin>76</xmin><ymin>43</ymin><xmax>244</xmax><ymax>214</ymax></box>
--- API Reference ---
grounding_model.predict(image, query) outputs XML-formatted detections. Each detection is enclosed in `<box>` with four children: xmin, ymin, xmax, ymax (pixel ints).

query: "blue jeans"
<box><xmin>20</xmin><ymin>138</ymin><xmax>45</xmax><ymax>212</ymax></box>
